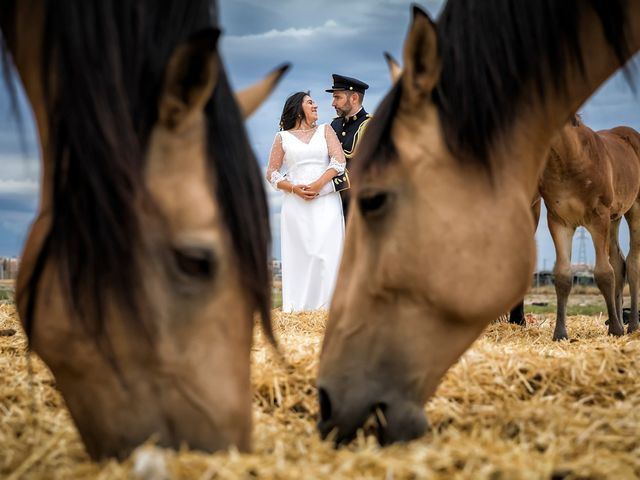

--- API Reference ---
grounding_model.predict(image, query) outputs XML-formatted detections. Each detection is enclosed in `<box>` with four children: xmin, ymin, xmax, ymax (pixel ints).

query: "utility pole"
<box><xmin>576</xmin><ymin>226</ymin><xmax>588</xmax><ymax>266</ymax></box>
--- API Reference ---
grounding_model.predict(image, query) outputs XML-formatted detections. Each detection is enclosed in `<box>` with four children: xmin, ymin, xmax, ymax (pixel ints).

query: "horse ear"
<box><xmin>384</xmin><ymin>52</ymin><xmax>402</xmax><ymax>83</ymax></box>
<box><xmin>158</xmin><ymin>28</ymin><xmax>221</xmax><ymax>129</ymax></box>
<box><xmin>402</xmin><ymin>6</ymin><xmax>440</xmax><ymax>103</ymax></box>
<box><xmin>236</xmin><ymin>64</ymin><xmax>290</xmax><ymax>118</ymax></box>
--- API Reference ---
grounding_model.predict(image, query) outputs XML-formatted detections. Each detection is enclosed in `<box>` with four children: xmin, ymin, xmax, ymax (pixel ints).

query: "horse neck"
<box><xmin>501</xmin><ymin>3</ymin><xmax>640</xmax><ymax>198</ymax></box>
<box><xmin>545</xmin><ymin>122</ymin><xmax>590</xmax><ymax>173</ymax></box>
<box><xmin>8</xmin><ymin>3</ymin><xmax>53</xmax><ymax>214</ymax></box>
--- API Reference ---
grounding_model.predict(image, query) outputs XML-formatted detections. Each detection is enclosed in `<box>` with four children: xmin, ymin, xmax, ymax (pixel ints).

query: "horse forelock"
<box><xmin>0</xmin><ymin>1</ymin><xmax>271</xmax><ymax>358</ymax></box>
<box><xmin>359</xmin><ymin>0</ymin><xmax>633</xmax><ymax>177</ymax></box>
<box><xmin>353</xmin><ymin>81</ymin><xmax>403</xmax><ymax>180</ymax></box>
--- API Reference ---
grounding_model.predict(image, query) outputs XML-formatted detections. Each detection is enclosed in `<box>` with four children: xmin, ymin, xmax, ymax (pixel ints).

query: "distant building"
<box><xmin>532</xmin><ymin>264</ymin><xmax>595</xmax><ymax>287</ymax></box>
<box><xmin>532</xmin><ymin>270</ymin><xmax>554</xmax><ymax>287</ymax></box>
<box><xmin>271</xmin><ymin>258</ymin><xmax>282</xmax><ymax>281</ymax></box>
<box><xmin>0</xmin><ymin>257</ymin><xmax>20</xmax><ymax>280</ymax></box>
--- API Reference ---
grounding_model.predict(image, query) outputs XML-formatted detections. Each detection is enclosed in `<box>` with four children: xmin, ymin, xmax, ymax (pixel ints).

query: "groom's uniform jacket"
<box><xmin>326</xmin><ymin>74</ymin><xmax>372</xmax><ymax>219</ymax></box>
<box><xmin>330</xmin><ymin>108</ymin><xmax>372</xmax><ymax>161</ymax></box>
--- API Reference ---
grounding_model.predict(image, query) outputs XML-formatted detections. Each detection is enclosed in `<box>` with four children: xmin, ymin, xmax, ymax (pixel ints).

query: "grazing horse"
<box><xmin>317</xmin><ymin>1</ymin><xmax>640</xmax><ymax>446</ymax></box>
<box><xmin>540</xmin><ymin>115</ymin><xmax>640</xmax><ymax>340</ymax></box>
<box><xmin>384</xmin><ymin>51</ymin><xmax>539</xmax><ymax>329</ymax></box>
<box><xmin>0</xmin><ymin>0</ymin><xmax>286</xmax><ymax>459</ymax></box>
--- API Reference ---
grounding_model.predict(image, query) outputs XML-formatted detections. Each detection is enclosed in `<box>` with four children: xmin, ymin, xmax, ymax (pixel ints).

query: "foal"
<box><xmin>540</xmin><ymin>115</ymin><xmax>640</xmax><ymax>340</ymax></box>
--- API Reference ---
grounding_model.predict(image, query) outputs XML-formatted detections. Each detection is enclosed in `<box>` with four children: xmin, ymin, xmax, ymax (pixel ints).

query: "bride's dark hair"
<box><xmin>279</xmin><ymin>91</ymin><xmax>310</xmax><ymax>131</ymax></box>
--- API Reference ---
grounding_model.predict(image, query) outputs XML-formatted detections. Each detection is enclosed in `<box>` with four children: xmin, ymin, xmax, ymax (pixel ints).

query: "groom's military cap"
<box><xmin>325</xmin><ymin>74</ymin><xmax>369</xmax><ymax>94</ymax></box>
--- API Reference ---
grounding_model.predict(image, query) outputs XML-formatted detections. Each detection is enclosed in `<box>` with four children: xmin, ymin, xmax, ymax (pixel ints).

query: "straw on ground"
<box><xmin>1</xmin><ymin>305</ymin><xmax>639</xmax><ymax>479</ymax></box>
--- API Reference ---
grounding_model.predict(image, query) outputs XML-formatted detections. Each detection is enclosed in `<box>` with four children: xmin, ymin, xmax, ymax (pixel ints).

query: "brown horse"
<box><xmin>540</xmin><ymin>116</ymin><xmax>640</xmax><ymax>340</ymax></box>
<box><xmin>317</xmin><ymin>1</ymin><xmax>640</xmax><ymax>446</ymax></box>
<box><xmin>0</xmin><ymin>0</ymin><xmax>286</xmax><ymax>459</ymax></box>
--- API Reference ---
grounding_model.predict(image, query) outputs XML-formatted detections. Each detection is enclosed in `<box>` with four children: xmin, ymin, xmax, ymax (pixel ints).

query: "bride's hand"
<box><xmin>304</xmin><ymin>180</ymin><xmax>323</xmax><ymax>198</ymax></box>
<box><xmin>293</xmin><ymin>184</ymin><xmax>317</xmax><ymax>200</ymax></box>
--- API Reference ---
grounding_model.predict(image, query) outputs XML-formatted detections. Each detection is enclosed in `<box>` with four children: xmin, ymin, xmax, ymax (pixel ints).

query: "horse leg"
<box><xmin>624</xmin><ymin>204</ymin><xmax>640</xmax><ymax>332</ymax></box>
<box><xmin>608</xmin><ymin>218</ymin><xmax>626</xmax><ymax>328</ymax></box>
<box><xmin>587</xmin><ymin>216</ymin><xmax>624</xmax><ymax>336</ymax></box>
<box><xmin>509</xmin><ymin>302</ymin><xmax>526</xmax><ymax>325</ymax></box>
<box><xmin>548</xmin><ymin>218</ymin><xmax>575</xmax><ymax>340</ymax></box>
<box><xmin>509</xmin><ymin>196</ymin><xmax>542</xmax><ymax>326</ymax></box>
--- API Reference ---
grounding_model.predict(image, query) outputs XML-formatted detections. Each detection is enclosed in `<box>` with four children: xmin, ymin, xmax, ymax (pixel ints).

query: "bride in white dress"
<box><xmin>266</xmin><ymin>91</ymin><xmax>346</xmax><ymax>312</ymax></box>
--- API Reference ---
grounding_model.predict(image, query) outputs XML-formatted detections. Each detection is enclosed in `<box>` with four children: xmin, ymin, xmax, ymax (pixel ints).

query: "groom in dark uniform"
<box><xmin>326</xmin><ymin>74</ymin><xmax>372</xmax><ymax>220</ymax></box>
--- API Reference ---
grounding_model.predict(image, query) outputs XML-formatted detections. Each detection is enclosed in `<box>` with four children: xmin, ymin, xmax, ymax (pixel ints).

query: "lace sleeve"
<box><xmin>325</xmin><ymin>124</ymin><xmax>346</xmax><ymax>174</ymax></box>
<box><xmin>266</xmin><ymin>133</ymin><xmax>286</xmax><ymax>190</ymax></box>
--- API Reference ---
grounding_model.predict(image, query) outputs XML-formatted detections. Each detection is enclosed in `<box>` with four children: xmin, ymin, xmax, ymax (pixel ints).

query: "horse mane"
<box><xmin>570</xmin><ymin>113</ymin><xmax>584</xmax><ymax>127</ymax></box>
<box><xmin>0</xmin><ymin>1</ymin><xmax>18</xmax><ymax>120</ymax></box>
<box><xmin>352</xmin><ymin>80</ymin><xmax>402</xmax><ymax>179</ymax></box>
<box><xmin>358</xmin><ymin>0</ymin><xmax>633</xmax><ymax>176</ymax></box>
<box><xmin>0</xmin><ymin>0</ymin><xmax>272</xmax><ymax>353</ymax></box>
<box><xmin>206</xmin><ymin>73</ymin><xmax>273</xmax><ymax>343</ymax></box>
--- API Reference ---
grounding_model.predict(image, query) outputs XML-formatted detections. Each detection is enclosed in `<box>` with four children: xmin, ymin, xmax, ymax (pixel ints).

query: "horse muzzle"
<box><xmin>316</xmin><ymin>383</ymin><xmax>429</xmax><ymax>446</ymax></box>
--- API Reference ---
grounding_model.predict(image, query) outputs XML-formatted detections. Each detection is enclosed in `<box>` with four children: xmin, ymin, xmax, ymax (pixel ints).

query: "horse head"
<box><xmin>2</xmin><ymin>1</ymin><xmax>287</xmax><ymax>459</ymax></box>
<box><xmin>317</xmin><ymin>2</ymin><xmax>639</xmax><ymax>446</ymax></box>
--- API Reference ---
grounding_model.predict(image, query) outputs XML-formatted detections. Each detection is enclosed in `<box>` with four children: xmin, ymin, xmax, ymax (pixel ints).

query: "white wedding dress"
<box><xmin>267</xmin><ymin>124</ymin><xmax>346</xmax><ymax>312</ymax></box>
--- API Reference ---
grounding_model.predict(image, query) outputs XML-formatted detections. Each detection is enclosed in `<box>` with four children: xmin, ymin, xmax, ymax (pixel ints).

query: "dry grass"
<box><xmin>2</xmin><ymin>304</ymin><xmax>640</xmax><ymax>479</ymax></box>
<box><xmin>526</xmin><ymin>285</ymin><xmax>613</xmax><ymax>297</ymax></box>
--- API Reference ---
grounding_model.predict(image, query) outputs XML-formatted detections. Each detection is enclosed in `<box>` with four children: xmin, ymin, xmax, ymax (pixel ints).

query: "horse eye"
<box><xmin>358</xmin><ymin>190</ymin><xmax>392</xmax><ymax>218</ymax></box>
<box><xmin>173</xmin><ymin>247</ymin><xmax>216</xmax><ymax>280</ymax></box>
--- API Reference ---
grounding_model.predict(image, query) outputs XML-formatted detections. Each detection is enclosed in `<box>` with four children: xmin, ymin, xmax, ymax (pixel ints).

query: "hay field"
<box><xmin>1</xmin><ymin>303</ymin><xmax>640</xmax><ymax>479</ymax></box>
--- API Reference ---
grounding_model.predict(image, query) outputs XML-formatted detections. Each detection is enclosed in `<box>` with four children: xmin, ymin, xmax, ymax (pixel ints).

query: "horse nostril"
<box><xmin>318</xmin><ymin>387</ymin><xmax>333</xmax><ymax>422</ymax></box>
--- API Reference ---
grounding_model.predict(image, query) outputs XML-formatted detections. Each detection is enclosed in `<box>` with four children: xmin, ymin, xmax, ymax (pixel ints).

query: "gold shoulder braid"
<box><xmin>343</xmin><ymin>115</ymin><xmax>372</xmax><ymax>159</ymax></box>
<box><xmin>331</xmin><ymin>114</ymin><xmax>370</xmax><ymax>192</ymax></box>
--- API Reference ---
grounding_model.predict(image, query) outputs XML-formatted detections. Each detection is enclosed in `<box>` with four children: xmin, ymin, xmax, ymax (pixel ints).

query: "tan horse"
<box><xmin>385</xmin><ymin>53</ymin><xmax>546</xmax><ymax>330</ymax></box>
<box><xmin>1</xmin><ymin>1</ymin><xmax>286</xmax><ymax>459</ymax></box>
<box><xmin>317</xmin><ymin>2</ymin><xmax>640</xmax><ymax>445</ymax></box>
<box><xmin>541</xmin><ymin>116</ymin><xmax>640</xmax><ymax>340</ymax></box>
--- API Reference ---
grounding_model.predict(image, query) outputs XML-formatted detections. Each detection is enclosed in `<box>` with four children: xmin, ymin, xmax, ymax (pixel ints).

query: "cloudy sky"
<box><xmin>1</xmin><ymin>0</ymin><xmax>639</xmax><ymax>271</ymax></box>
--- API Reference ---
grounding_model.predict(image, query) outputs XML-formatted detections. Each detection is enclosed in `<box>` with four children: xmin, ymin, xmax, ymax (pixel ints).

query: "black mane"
<box><xmin>207</xmin><ymin>72</ymin><xmax>273</xmax><ymax>342</ymax></box>
<box><xmin>0</xmin><ymin>0</ymin><xmax>271</xmax><ymax>351</ymax></box>
<box><xmin>359</xmin><ymin>0</ymin><xmax>634</xmax><ymax>176</ymax></box>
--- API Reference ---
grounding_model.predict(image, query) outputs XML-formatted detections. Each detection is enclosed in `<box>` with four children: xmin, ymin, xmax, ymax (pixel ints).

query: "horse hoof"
<box><xmin>622</xmin><ymin>308</ymin><xmax>630</xmax><ymax>325</ymax></box>
<box><xmin>552</xmin><ymin>333</ymin><xmax>568</xmax><ymax>341</ymax></box>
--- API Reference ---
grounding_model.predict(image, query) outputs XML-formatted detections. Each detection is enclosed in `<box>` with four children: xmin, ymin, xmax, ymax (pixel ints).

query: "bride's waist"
<box><xmin>287</xmin><ymin>164</ymin><xmax>328</xmax><ymax>183</ymax></box>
